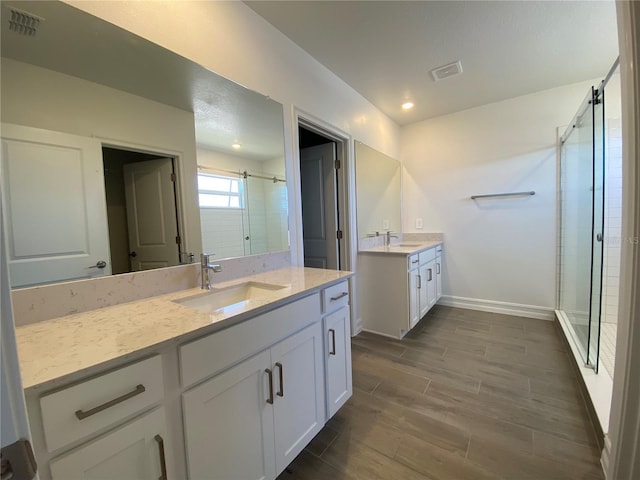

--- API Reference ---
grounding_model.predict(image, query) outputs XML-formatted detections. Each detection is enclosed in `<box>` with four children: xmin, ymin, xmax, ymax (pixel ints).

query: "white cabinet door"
<box><xmin>408</xmin><ymin>269</ymin><xmax>420</xmax><ymax>329</ymax></box>
<box><xmin>418</xmin><ymin>263</ymin><xmax>430</xmax><ymax>318</ymax></box>
<box><xmin>182</xmin><ymin>350</ymin><xmax>276</xmax><ymax>480</ymax></box>
<box><xmin>271</xmin><ymin>322</ymin><xmax>325</xmax><ymax>475</ymax></box>
<box><xmin>1</xmin><ymin>123</ymin><xmax>111</xmax><ymax>287</ymax></box>
<box><xmin>425</xmin><ymin>259</ymin><xmax>437</xmax><ymax>310</ymax></box>
<box><xmin>324</xmin><ymin>306</ymin><xmax>353</xmax><ymax>419</ymax></box>
<box><xmin>435</xmin><ymin>254</ymin><xmax>442</xmax><ymax>301</ymax></box>
<box><xmin>49</xmin><ymin>408</ymin><xmax>168</xmax><ymax>480</ymax></box>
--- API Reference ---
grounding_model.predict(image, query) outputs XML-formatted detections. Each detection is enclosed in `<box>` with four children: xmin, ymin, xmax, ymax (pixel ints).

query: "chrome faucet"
<box><xmin>385</xmin><ymin>231</ymin><xmax>399</xmax><ymax>247</ymax></box>
<box><xmin>200</xmin><ymin>253</ymin><xmax>222</xmax><ymax>290</ymax></box>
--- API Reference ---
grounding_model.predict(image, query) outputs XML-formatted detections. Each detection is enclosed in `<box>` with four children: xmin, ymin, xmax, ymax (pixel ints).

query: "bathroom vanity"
<box><xmin>15</xmin><ymin>267</ymin><xmax>353</xmax><ymax>480</ymax></box>
<box><xmin>358</xmin><ymin>241</ymin><xmax>443</xmax><ymax>338</ymax></box>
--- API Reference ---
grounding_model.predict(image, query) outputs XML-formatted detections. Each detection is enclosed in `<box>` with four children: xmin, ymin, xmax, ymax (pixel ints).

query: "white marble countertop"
<box><xmin>359</xmin><ymin>240</ymin><xmax>443</xmax><ymax>255</ymax></box>
<box><xmin>16</xmin><ymin>267</ymin><xmax>352</xmax><ymax>392</ymax></box>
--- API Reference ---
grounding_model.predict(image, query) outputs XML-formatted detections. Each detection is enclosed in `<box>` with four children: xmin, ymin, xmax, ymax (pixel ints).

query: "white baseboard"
<box><xmin>601</xmin><ymin>435</ymin><xmax>611</xmax><ymax>479</ymax></box>
<box><xmin>438</xmin><ymin>295</ymin><xmax>555</xmax><ymax>320</ymax></box>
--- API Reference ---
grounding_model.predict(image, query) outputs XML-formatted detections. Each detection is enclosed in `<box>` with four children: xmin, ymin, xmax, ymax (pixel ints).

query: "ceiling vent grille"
<box><xmin>430</xmin><ymin>61</ymin><xmax>463</xmax><ymax>82</ymax></box>
<box><xmin>7</xmin><ymin>8</ymin><xmax>43</xmax><ymax>37</ymax></box>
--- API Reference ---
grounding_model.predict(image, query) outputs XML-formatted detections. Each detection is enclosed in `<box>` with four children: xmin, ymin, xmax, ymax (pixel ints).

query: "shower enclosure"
<box><xmin>199</xmin><ymin>168</ymin><xmax>289</xmax><ymax>259</ymax></box>
<box><xmin>559</xmin><ymin>85</ymin><xmax>604</xmax><ymax>370</ymax></box>
<box><xmin>558</xmin><ymin>59</ymin><xmax>621</xmax><ymax>378</ymax></box>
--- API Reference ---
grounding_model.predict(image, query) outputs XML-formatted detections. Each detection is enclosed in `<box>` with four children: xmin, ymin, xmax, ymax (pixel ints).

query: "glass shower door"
<box><xmin>588</xmin><ymin>87</ymin><xmax>606</xmax><ymax>372</ymax></box>
<box><xmin>559</xmin><ymin>86</ymin><xmax>605</xmax><ymax>369</ymax></box>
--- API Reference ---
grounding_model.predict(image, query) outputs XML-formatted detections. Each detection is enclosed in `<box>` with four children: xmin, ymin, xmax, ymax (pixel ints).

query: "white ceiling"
<box><xmin>245</xmin><ymin>0</ymin><xmax>619</xmax><ymax>125</ymax></box>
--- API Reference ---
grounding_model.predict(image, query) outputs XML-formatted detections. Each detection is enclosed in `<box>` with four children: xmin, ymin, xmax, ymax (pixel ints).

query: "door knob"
<box><xmin>129</xmin><ymin>251</ymin><xmax>137</xmax><ymax>257</ymax></box>
<box><xmin>88</xmin><ymin>260</ymin><xmax>107</xmax><ymax>269</ymax></box>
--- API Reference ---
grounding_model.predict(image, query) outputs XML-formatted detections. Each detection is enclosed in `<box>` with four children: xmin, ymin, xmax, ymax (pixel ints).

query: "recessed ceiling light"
<box><xmin>232</xmin><ymin>142</ymin><xmax>241</xmax><ymax>149</ymax></box>
<box><xmin>402</xmin><ymin>102</ymin><xmax>414</xmax><ymax>110</ymax></box>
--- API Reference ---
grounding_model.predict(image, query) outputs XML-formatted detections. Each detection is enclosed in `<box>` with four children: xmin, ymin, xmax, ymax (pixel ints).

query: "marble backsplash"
<box><xmin>12</xmin><ymin>251</ymin><xmax>291</xmax><ymax>326</ymax></box>
<box><xmin>358</xmin><ymin>232</ymin><xmax>444</xmax><ymax>250</ymax></box>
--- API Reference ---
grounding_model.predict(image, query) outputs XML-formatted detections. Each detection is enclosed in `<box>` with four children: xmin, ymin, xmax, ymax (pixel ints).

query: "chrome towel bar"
<box><xmin>470</xmin><ymin>191</ymin><xmax>535</xmax><ymax>200</ymax></box>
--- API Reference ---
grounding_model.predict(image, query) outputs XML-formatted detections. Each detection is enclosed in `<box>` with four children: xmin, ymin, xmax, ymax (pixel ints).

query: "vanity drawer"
<box><xmin>180</xmin><ymin>292</ymin><xmax>321</xmax><ymax>389</ymax></box>
<box><xmin>40</xmin><ymin>355</ymin><xmax>164</xmax><ymax>453</ymax></box>
<box><xmin>322</xmin><ymin>281</ymin><xmax>350</xmax><ymax>314</ymax></box>
<box><xmin>408</xmin><ymin>254</ymin><xmax>420</xmax><ymax>269</ymax></box>
<box><xmin>419</xmin><ymin>248</ymin><xmax>436</xmax><ymax>265</ymax></box>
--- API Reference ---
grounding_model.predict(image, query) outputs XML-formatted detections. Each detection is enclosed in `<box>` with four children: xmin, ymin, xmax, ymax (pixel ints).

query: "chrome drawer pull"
<box><xmin>411</xmin><ymin>259</ymin><xmax>419</xmax><ymax>264</ymax></box>
<box><xmin>154</xmin><ymin>434</ymin><xmax>168</xmax><ymax>480</ymax></box>
<box><xmin>436</xmin><ymin>263</ymin><xmax>441</xmax><ymax>274</ymax></box>
<box><xmin>74</xmin><ymin>384</ymin><xmax>146</xmax><ymax>420</ymax></box>
<box><xmin>265</xmin><ymin>369</ymin><xmax>274</xmax><ymax>404</ymax></box>
<box><xmin>330</xmin><ymin>291</ymin><xmax>348</xmax><ymax>301</ymax></box>
<box><xmin>275</xmin><ymin>362</ymin><xmax>284</xmax><ymax>397</ymax></box>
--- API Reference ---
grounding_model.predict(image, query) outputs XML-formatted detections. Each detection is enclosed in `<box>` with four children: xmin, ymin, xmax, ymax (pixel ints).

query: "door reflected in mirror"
<box><xmin>355</xmin><ymin>142</ymin><xmax>402</xmax><ymax>239</ymax></box>
<box><xmin>0</xmin><ymin>0</ymin><xmax>288</xmax><ymax>288</ymax></box>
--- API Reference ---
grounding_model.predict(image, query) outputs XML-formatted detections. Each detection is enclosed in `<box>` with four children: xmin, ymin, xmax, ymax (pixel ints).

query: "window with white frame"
<box><xmin>197</xmin><ymin>173</ymin><xmax>244</xmax><ymax>208</ymax></box>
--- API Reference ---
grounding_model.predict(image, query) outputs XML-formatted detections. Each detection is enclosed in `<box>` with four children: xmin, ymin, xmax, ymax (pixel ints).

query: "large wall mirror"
<box><xmin>355</xmin><ymin>141</ymin><xmax>402</xmax><ymax>239</ymax></box>
<box><xmin>0</xmin><ymin>1</ymin><xmax>288</xmax><ymax>288</ymax></box>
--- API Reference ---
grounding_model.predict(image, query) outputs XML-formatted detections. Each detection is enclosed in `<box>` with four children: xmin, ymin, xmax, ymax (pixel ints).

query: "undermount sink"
<box><xmin>175</xmin><ymin>281</ymin><xmax>286</xmax><ymax>313</ymax></box>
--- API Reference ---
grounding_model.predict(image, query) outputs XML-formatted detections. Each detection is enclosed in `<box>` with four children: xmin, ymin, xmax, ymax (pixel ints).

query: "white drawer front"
<box><xmin>322</xmin><ymin>281</ymin><xmax>350</xmax><ymax>314</ymax></box>
<box><xmin>419</xmin><ymin>248</ymin><xmax>436</xmax><ymax>265</ymax></box>
<box><xmin>40</xmin><ymin>355</ymin><xmax>164</xmax><ymax>452</ymax></box>
<box><xmin>180</xmin><ymin>293</ymin><xmax>321</xmax><ymax>389</ymax></box>
<box><xmin>408</xmin><ymin>254</ymin><xmax>420</xmax><ymax>270</ymax></box>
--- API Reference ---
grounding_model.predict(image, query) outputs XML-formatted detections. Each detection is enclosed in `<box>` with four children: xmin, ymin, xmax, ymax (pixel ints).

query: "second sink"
<box><xmin>175</xmin><ymin>282</ymin><xmax>286</xmax><ymax>313</ymax></box>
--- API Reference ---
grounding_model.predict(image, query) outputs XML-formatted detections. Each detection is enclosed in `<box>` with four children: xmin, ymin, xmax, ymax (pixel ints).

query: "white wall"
<box><xmin>401</xmin><ymin>80</ymin><xmax>600</xmax><ymax>315</ymax></box>
<box><xmin>0</xmin><ymin>58</ymin><xmax>202</xmax><ymax>256</ymax></box>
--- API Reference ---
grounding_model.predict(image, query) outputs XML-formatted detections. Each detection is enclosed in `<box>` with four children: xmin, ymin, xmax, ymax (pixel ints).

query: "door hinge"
<box><xmin>175</xmin><ymin>235</ymin><xmax>181</xmax><ymax>245</ymax></box>
<box><xmin>335</xmin><ymin>160</ymin><xmax>341</xmax><ymax>170</ymax></box>
<box><xmin>337</xmin><ymin>230</ymin><xmax>343</xmax><ymax>240</ymax></box>
<box><xmin>170</xmin><ymin>173</ymin><xmax>177</xmax><ymax>182</ymax></box>
<box><xmin>1</xmin><ymin>439</ymin><xmax>37</xmax><ymax>480</ymax></box>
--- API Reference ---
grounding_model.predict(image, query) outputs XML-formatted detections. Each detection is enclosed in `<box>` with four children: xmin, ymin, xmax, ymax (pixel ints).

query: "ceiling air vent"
<box><xmin>430</xmin><ymin>60</ymin><xmax>463</xmax><ymax>82</ymax></box>
<box><xmin>7</xmin><ymin>8</ymin><xmax>43</xmax><ymax>37</ymax></box>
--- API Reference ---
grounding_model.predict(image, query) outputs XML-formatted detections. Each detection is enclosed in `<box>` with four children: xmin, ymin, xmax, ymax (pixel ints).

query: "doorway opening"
<box><xmin>298</xmin><ymin>123</ymin><xmax>348</xmax><ymax>270</ymax></box>
<box><xmin>102</xmin><ymin>146</ymin><xmax>182</xmax><ymax>274</ymax></box>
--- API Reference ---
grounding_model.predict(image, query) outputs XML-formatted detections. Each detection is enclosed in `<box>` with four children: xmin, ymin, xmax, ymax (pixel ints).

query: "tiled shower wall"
<box><xmin>599</xmin><ymin>117</ymin><xmax>621</xmax><ymax>379</ymax></box>
<box><xmin>601</xmin><ymin>117</ymin><xmax>623</xmax><ymax>326</ymax></box>
<box><xmin>200</xmin><ymin>176</ymin><xmax>288</xmax><ymax>259</ymax></box>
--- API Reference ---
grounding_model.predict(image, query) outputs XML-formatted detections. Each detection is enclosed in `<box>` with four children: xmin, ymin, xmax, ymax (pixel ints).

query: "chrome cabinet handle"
<box><xmin>88</xmin><ymin>260</ymin><xmax>107</xmax><ymax>269</ymax></box>
<box><xmin>329</xmin><ymin>329</ymin><xmax>336</xmax><ymax>355</ymax></box>
<box><xmin>154</xmin><ymin>434</ymin><xmax>168</xmax><ymax>480</ymax></box>
<box><xmin>436</xmin><ymin>263</ymin><xmax>441</xmax><ymax>274</ymax></box>
<box><xmin>275</xmin><ymin>362</ymin><xmax>284</xmax><ymax>397</ymax></box>
<box><xmin>265</xmin><ymin>369</ymin><xmax>274</xmax><ymax>404</ymax></box>
<box><xmin>417</xmin><ymin>275</ymin><xmax>422</xmax><ymax>289</ymax></box>
<box><xmin>411</xmin><ymin>259</ymin><xmax>419</xmax><ymax>264</ymax></box>
<box><xmin>428</xmin><ymin>269</ymin><xmax>433</xmax><ymax>282</ymax></box>
<box><xmin>330</xmin><ymin>291</ymin><xmax>348</xmax><ymax>301</ymax></box>
<box><xmin>75</xmin><ymin>384</ymin><xmax>145</xmax><ymax>420</ymax></box>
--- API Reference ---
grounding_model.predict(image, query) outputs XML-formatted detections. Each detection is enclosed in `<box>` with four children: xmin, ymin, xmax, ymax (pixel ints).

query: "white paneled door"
<box><xmin>300</xmin><ymin>143</ymin><xmax>338</xmax><ymax>269</ymax></box>
<box><xmin>0</xmin><ymin>124</ymin><xmax>111</xmax><ymax>287</ymax></box>
<box><xmin>123</xmin><ymin>158</ymin><xmax>179</xmax><ymax>271</ymax></box>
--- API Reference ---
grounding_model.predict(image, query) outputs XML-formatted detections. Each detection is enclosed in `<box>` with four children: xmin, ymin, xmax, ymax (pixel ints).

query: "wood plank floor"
<box><xmin>277</xmin><ymin>306</ymin><xmax>604</xmax><ymax>480</ymax></box>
